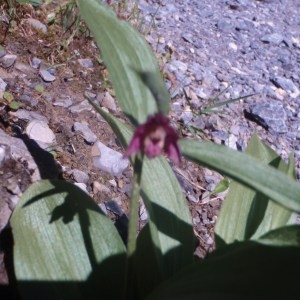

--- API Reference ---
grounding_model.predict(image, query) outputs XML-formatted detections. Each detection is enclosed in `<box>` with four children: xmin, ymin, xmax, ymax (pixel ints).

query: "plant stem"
<box><xmin>127</xmin><ymin>155</ymin><xmax>143</xmax><ymax>256</ymax></box>
<box><xmin>122</xmin><ymin>154</ymin><xmax>143</xmax><ymax>300</ymax></box>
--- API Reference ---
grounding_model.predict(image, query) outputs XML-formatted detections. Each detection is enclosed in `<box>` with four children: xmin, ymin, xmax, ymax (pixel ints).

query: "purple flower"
<box><xmin>124</xmin><ymin>113</ymin><xmax>181</xmax><ymax>164</ymax></box>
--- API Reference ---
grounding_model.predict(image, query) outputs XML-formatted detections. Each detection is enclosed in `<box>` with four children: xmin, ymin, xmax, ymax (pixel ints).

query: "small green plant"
<box><xmin>10</xmin><ymin>1</ymin><xmax>300</xmax><ymax>299</ymax></box>
<box><xmin>1</xmin><ymin>91</ymin><xmax>25</xmax><ymax>110</ymax></box>
<box><xmin>34</xmin><ymin>84</ymin><xmax>45</xmax><ymax>93</ymax></box>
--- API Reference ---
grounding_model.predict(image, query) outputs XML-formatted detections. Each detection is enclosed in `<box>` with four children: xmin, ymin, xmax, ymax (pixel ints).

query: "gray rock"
<box><xmin>182</xmin><ymin>33</ymin><xmax>194</xmax><ymax>44</ymax></box>
<box><xmin>193</xmin><ymin>117</ymin><xmax>206</xmax><ymax>130</ymax></box>
<box><xmin>71</xmin><ymin>169</ymin><xmax>89</xmax><ymax>184</ymax></box>
<box><xmin>217</xmin><ymin>19</ymin><xmax>234</xmax><ymax>34</ymax></box>
<box><xmin>73</xmin><ymin>121</ymin><xmax>97</xmax><ymax>144</ymax></box>
<box><xmin>247</xmin><ymin>102</ymin><xmax>288</xmax><ymax>133</ymax></box>
<box><xmin>0</xmin><ymin>54</ymin><xmax>17</xmax><ymax>68</ymax></box>
<box><xmin>261</xmin><ymin>33</ymin><xmax>284</xmax><ymax>45</ymax></box>
<box><xmin>78</xmin><ymin>58</ymin><xmax>94</xmax><ymax>68</ymax></box>
<box><xmin>91</xmin><ymin>141</ymin><xmax>129</xmax><ymax>176</ymax></box>
<box><xmin>26</xmin><ymin>18</ymin><xmax>47</xmax><ymax>34</ymax></box>
<box><xmin>211</xmin><ymin>130</ymin><xmax>228</xmax><ymax>142</ymax></box>
<box><xmin>93</xmin><ymin>181</ymin><xmax>111</xmax><ymax>195</ymax></box>
<box><xmin>39</xmin><ymin>69</ymin><xmax>56</xmax><ymax>82</ymax></box>
<box><xmin>69</xmin><ymin>100</ymin><xmax>92</xmax><ymax>113</ymax></box>
<box><xmin>180</xmin><ymin>111</ymin><xmax>193</xmax><ymax>124</ymax></box>
<box><xmin>97</xmin><ymin>92</ymin><xmax>117</xmax><ymax>111</ymax></box>
<box><xmin>11</xmin><ymin>109</ymin><xmax>48</xmax><ymax>123</ymax></box>
<box><xmin>171</xmin><ymin>101</ymin><xmax>182</xmax><ymax>112</ymax></box>
<box><xmin>53</xmin><ymin>96</ymin><xmax>73</xmax><ymax>108</ymax></box>
<box><xmin>25</xmin><ymin>120</ymin><xmax>56</xmax><ymax>146</ymax></box>
<box><xmin>0</xmin><ymin>129</ymin><xmax>40</xmax><ymax>181</ymax></box>
<box><xmin>15</xmin><ymin>62</ymin><xmax>35</xmax><ymax>75</ymax></box>
<box><xmin>168</xmin><ymin>59</ymin><xmax>188</xmax><ymax>73</ymax></box>
<box><xmin>270</xmin><ymin>76</ymin><xmax>300</xmax><ymax>98</ymax></box>
<box><xmin>85</xmin><ymin>90</ymin><xmax>97</xmax><ymax>99</ymax></box>
<box><xmin>0</xmin><ymin>49</ymin><xmax>6</xmax><ymax>58</ymax></box>
<box><xmin>32</xmin><ymin>57</ymin><xmax>41</xmax><ymax>69</ymax></box>
<box><xmin>104</xmin><ymin>200</ymin><xmax>125</xmax><ymax>216</ymax></box>
<box><xmin>0</xmin><ymin>78</ymin><xmax>7</xmax><ymax>94</ymax></box>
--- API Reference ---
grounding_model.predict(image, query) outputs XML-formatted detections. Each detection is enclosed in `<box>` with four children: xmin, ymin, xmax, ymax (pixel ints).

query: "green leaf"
<box><xmin>16</xmin><ymin>0</ymin><xmax>43</xmax><ymax>6</ymax></box>
<box><xmin>9</xmin><ymin>100</ymin><xmax>24</xmax><ymax>110</ymax></box>
<box><xmin>87</xmin><ymin>100</ymin><xmax>194</xmax><ymax>296</ymax></box>
<box><xmin>258</xmin><ymin>225</ymin><xmax>300</xmax><ymax>247</ymax></box>
<box><xmin>146</xmin><ymin>241</ymin><xmax>300</xmax><ymax>300</ymax></box>
<box><xmin>11</xmin><ymin>179</ymin><xmax>126</xmax><ymax>300</ymax></box>
<box><xmin>214</xmin><ymin>135</ymin><xmax>297</xmax><ymax>243</ymax></box>
<box><xmin>200</xmin><ymin>93</ymin><xmax>254</xmax><ymax>114</ymax></box>
<box><xmin>35</xmin><ymin>84</ymin><xmax>45</xmax><ymax>93</ymax></box>
<box><xmin>3</xmin><ymin>91</ymin><xmax>14</xmax><ymax>102</ymax></box>
<box><xmin>135</xmin><ymin>70</ymin><xmax>170</xmax><ymax>115</ymax></box>
<box><xmin>209</xmin><ymin>178</ymin><xmax>230</xmax><ymax>195</ymax></box>
<box><xmin>180</xmin><ymin>138</ymin><xmax>300</xmax><ymax>213</ymax></box>
<box><xmin>78</xmin><ymin>0</ymin><xmax>165</xmax><ymax>125</ymax></box>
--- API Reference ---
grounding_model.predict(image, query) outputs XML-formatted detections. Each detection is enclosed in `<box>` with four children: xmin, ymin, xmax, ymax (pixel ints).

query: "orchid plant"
<box><xmin>9</xmin><ymin>1</ymin><xmax>300</xmax><ymax>300</ymax></box>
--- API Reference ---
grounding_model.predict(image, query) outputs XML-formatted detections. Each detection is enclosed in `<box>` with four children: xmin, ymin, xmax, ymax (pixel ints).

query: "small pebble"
<box><xmin>71</xmin><ymin>169</ymin><xmax>89</xmax><ymax>184</ymax></box>
<box><xmin>73</xmin><ymin>121</ymin><xmax>97</xmax><ymax>144</ymax></box>
<box><xmin>26</xmin><ymin>18</ymin><xmax>47</xmax><ymax>34</ymax></box>
<box><xmin>78</xmin><ymin>58</ymin><xmax>94</xmax><ymax>69</ymax></box>
<box><xmin>0</xmin><ymin>54</ymin><xmax>17</xmax><ymax>68</ymax></box>
<box><xmin>39</xmin><ymin>69</ymin><xmax>56</xmax><ymax>82</ymax></box>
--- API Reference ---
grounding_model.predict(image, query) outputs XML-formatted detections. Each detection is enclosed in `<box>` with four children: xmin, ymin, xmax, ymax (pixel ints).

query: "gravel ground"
<box><xmin>139</xmin><ymin>0</ymin><xmax>300</xmax><ymax>175</ymax></box>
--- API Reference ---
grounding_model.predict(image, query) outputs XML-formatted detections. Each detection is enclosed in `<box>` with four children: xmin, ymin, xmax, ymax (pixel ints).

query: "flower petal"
<box><xmin>165</xmin><ymin>142</ymin><xmax>181</xmax><ymax>164</ymax></box>
<box><xmin>123</xmin><ymin>133</ymin><xmax>142</xmax><ymax>158</ymax></box>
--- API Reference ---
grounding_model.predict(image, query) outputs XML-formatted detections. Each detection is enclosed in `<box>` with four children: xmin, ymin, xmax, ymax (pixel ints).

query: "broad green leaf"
<box><xmin>77</xmin><ymin>0</ymin><xmax>168</xmax><ymax>125</ymax></box>
<box><xmin>88</xmin><ymin>100</ymin><xmax>194</xmax><ymax>295</ymax></box>
<box><xmin>213</xmin><ymin>135</ymin><xmax>297</xmax><ymax>243</ymax></box>
<box><xmin>180</xmin><ymin>138</ymin><xmax>300</xmax><ymax>214</ymax></box>
<box><xmin>249</xmin><ymin>152</ymin><xmax>297</xmax><ymax>239</ymax></box>
<box><xmin>258</xmin><ymin>225</ymin><xmax>300</xmax><ymax>247</ymax></box>
<box><xmin>146</xmin><ymin>241</ymin><xmax>300</xmax><ymax>300</ymax></box>
<box><xmin>136</xmin><ymin>70</ymin><xmax>170</xmax><ymax>115</ymax></box>
<box><xmin>11</xmin><ymin>179</ymin><xmax>126</xmax><ymax>300</ymax></box>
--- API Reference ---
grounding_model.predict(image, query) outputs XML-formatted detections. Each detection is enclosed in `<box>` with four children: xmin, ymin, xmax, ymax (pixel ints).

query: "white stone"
<box><xmin>92</xmin><ymin>141</ymin><xmax>129</xmax><ymax>176</ymax></box>
<box><xmin>226</xmin><ymin>134</ymin><xmax>238</xmax><ymax>150</ymax></box>
<box><xmin>74</xmin><ymin>182</ymin><xmax>89</xmax><ymax>193</ymax></box>
<box><xmin>229</xmin><ymin>42</ymin><xmax>238</xmax><ymax>51</ymax></box>
<box><xmin>26</xmin><ymin>120</ymin><xmax>56</xmax><ymax>146</ymax></box>
<box><xmin>26</xmin><ymin>18</ymin><xmax>47</xmax><ymax>34</ymax></box>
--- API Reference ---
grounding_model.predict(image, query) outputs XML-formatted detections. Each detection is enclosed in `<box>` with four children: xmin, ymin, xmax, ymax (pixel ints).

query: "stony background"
<box><xmin>139</xmin><ymin>0</ymin><xmax>300</xmax><ymax>177</ymax></box>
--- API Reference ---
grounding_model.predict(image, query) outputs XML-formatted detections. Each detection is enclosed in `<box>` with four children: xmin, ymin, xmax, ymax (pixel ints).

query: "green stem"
<box><xmin>127</xmin><ymin>155</ymin><xmax>143</xmax><ymax>256</ymax></box>
<box><xmin>123</xmin><ymin>155</ymin><xmax>143</xmax><ymax>300</ymax></box>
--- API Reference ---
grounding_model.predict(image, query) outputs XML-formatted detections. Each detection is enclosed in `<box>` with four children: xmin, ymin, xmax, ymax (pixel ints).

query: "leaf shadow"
<box><xmin>21</xmin><ymin>180</ymin><xmax>118</xmax><ymax>270</ymax></box>
<box><xmin>13</xmin><ymin>126</ymin><xmax>60</xmax><ymax>179</ymax></box>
